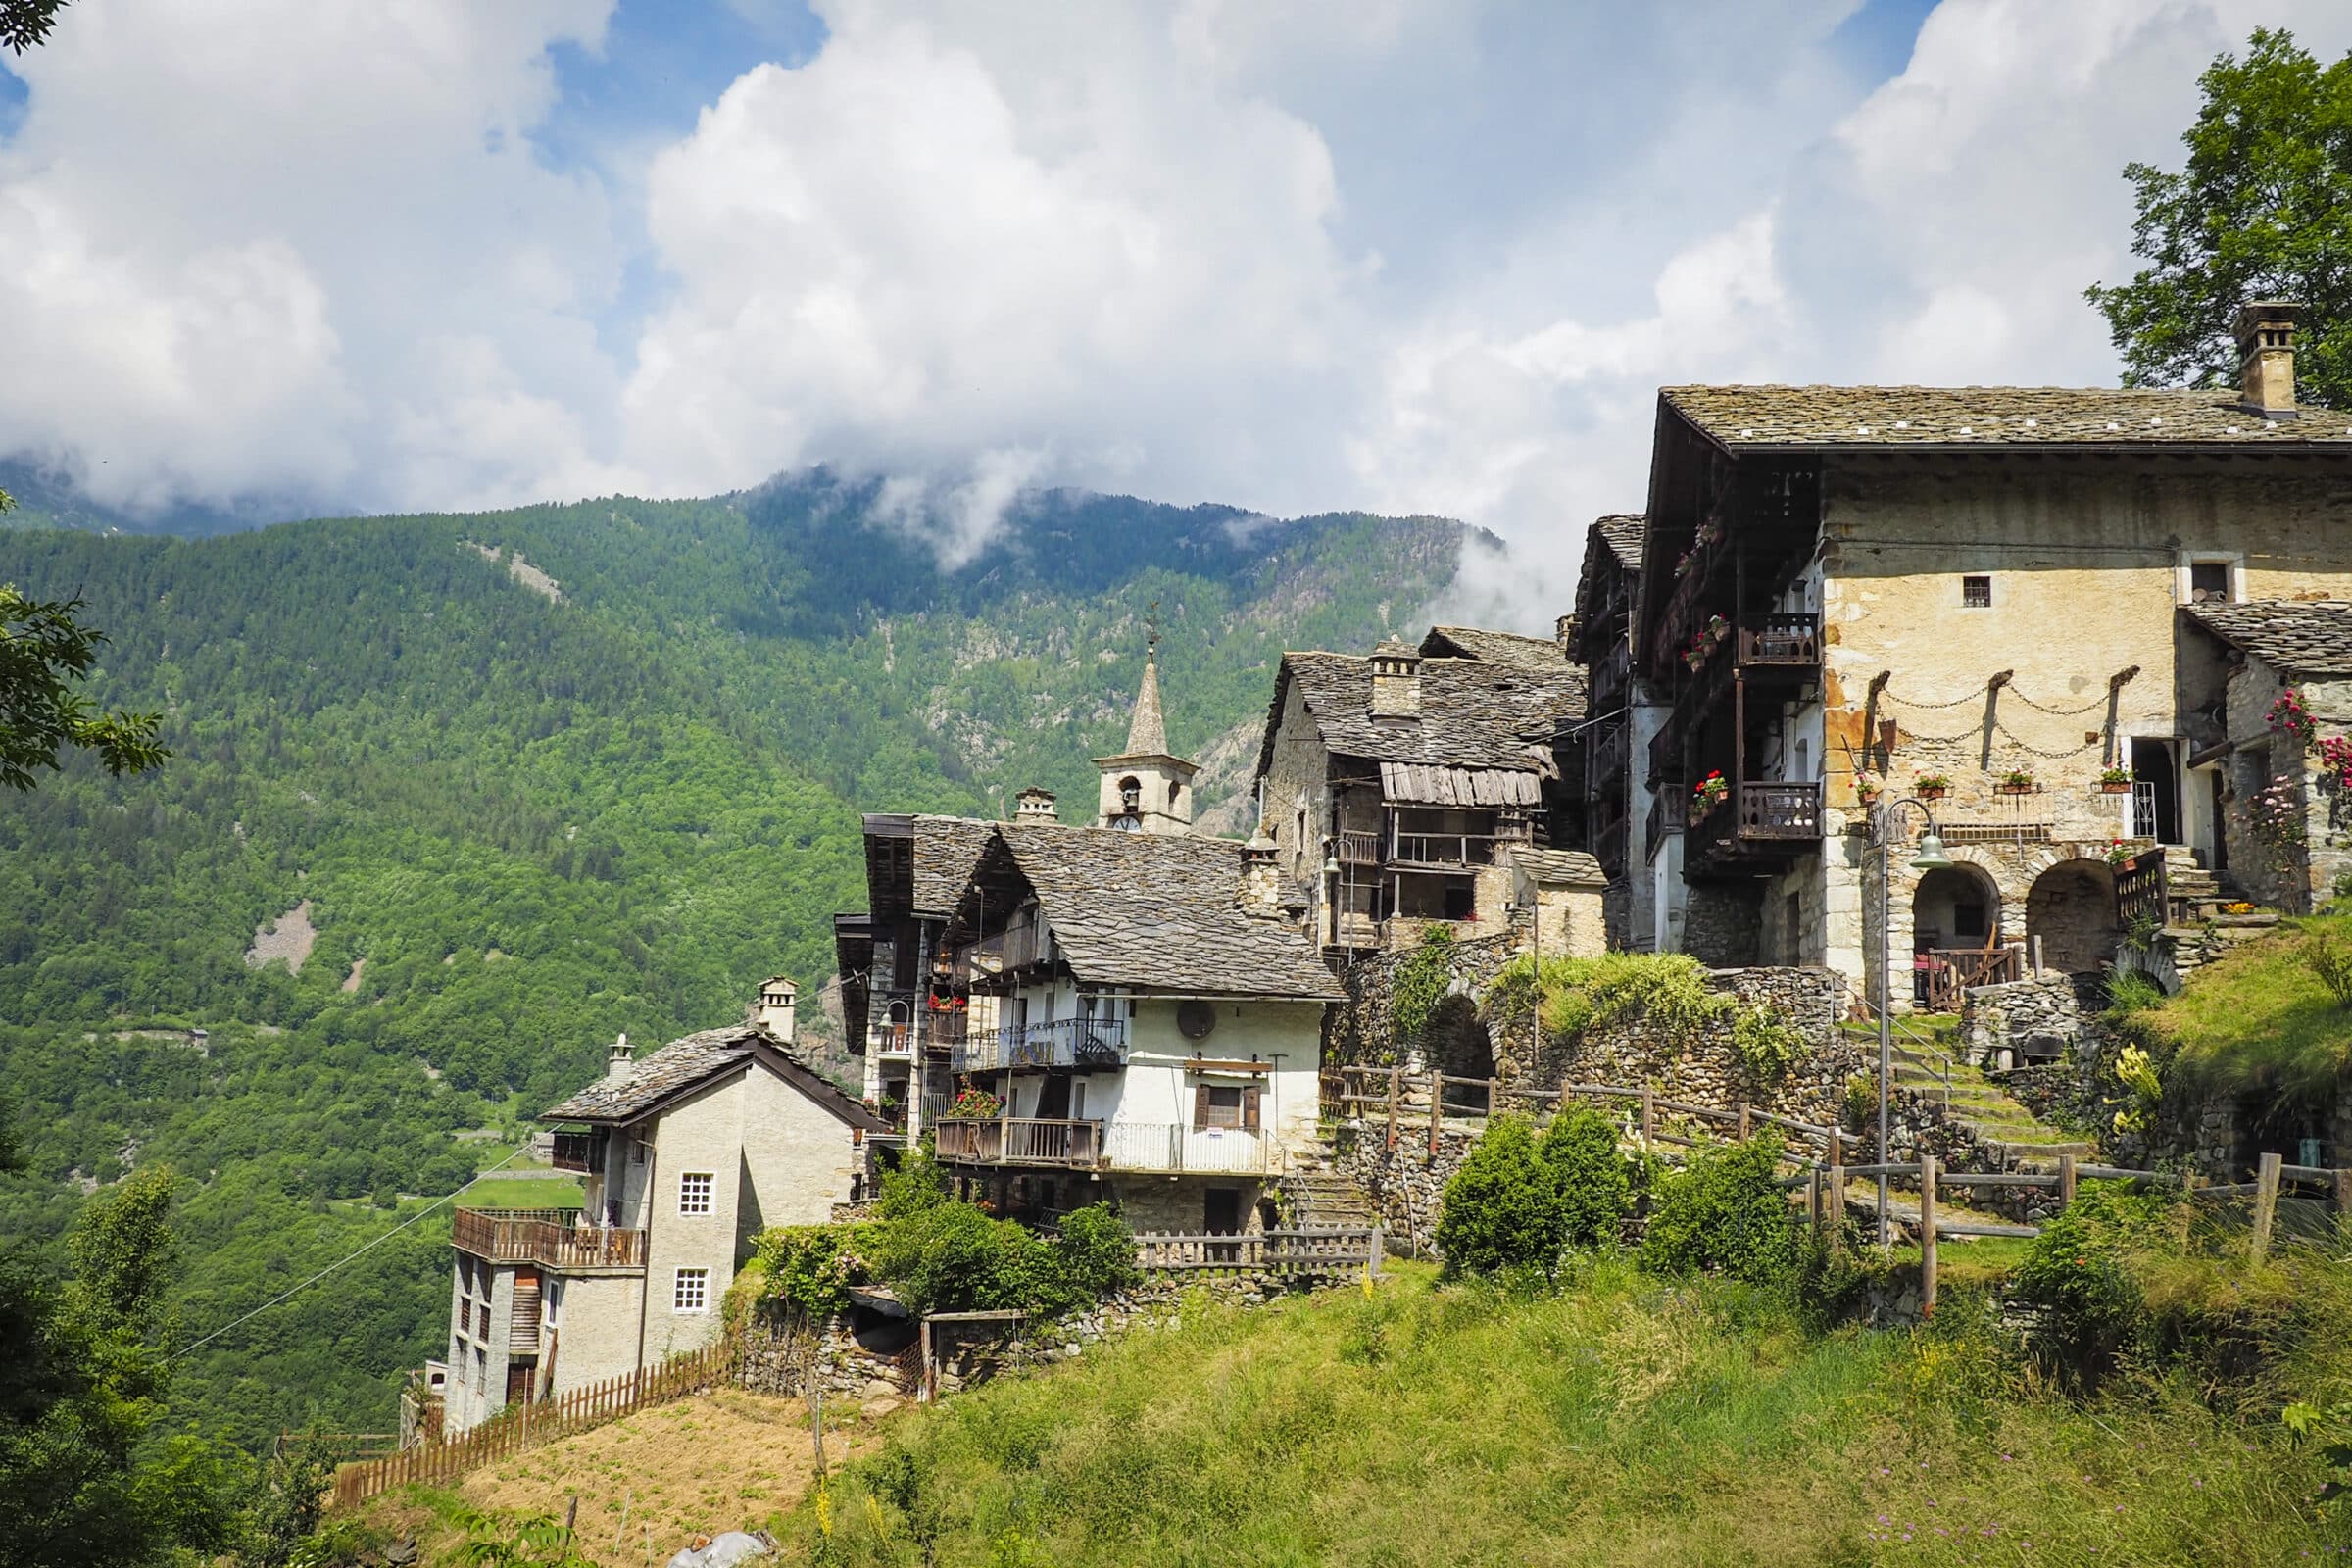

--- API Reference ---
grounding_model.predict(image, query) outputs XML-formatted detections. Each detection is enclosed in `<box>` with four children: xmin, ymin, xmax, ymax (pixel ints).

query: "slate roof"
<box><xmin>1572</xmin><ymin>514</ymin><xmax>1646</xmax><ymax>635</ymax></box>
<box><xmin>542</xmin><ymin>1026</ymin><xmax>885</xmax><ymax>1129</ymax></box>
<box><xmin>1507</xmin><ymin>847</ymin><xmax>1609</xmax><ymax>887</ymax></box>
<box><xmin>2182</xmin><ymin>600</ymin><xmax>2352</xmax><ymax>677</ymax></box>
<box><xmin>1661</xmin><ymin>385</ymin><xmax>2352</xmax><ymax>450</ymax></box>
<box><xmin>911</xmin><ymin>813</ymin><xmax>1001</xmax><ymax>917</ymax></box>
<box><xmin>1101</xmin><ymin>649</ymin><xmax>1173</xmax><ymax>760</ymax></box>
<box><xmin>1257</xmin><ymin>649</ymin><xmax>1584</xmax><ymax>777</ymax></box>
<box><xmin>983</xmin><ymin>823</ymin><xmax>1346</xmax><ymax>1001</ymax></box>
<box><xmin>1420</xmin><ymin>625</ymin><xmax>1568</xmax><ymax>669</ymax></box>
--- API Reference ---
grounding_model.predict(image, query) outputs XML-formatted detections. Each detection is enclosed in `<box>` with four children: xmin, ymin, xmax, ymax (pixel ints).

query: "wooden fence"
<box><xmin>328</xmin><ymin>1338</ymin><xmax>737</xmax><ymax>1510</ymax></box>
<box><xmin>1134</xmin><ymin>1227</ymin><xmax>1382</xmax><ymax>1277</ymax></box>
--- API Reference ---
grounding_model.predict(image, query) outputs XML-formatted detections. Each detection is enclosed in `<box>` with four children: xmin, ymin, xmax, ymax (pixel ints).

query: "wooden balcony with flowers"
<box><xmin>1682</xmin><ymin>771</ymin><xmax>1823</xmax><ymax>881</ymax></box>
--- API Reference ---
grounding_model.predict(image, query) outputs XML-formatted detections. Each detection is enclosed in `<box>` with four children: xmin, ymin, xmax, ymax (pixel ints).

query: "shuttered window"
<box><xmin>1194</xmin><ymin>1085</ymin><xmax>1260</xmax><ymax>1130</ymax></box>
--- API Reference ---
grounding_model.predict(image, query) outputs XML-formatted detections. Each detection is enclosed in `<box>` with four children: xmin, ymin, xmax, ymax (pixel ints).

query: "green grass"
<box><xmin>455</xmin><ymin>1176</ymin><xmax>583</xmax><ymax>1209</ymax></box>
<box><xmin>771</xmin><ymin>1260</ymin><xmax>2331</xmax><ymax>1565</ymax></box>
<box><xmin>2148</xmin><ymin>911</ymin><xmax>2352</xmax><ymax>1102</ymax></box>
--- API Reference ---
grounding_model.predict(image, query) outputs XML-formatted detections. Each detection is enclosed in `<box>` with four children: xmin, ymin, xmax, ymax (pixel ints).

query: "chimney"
<box><xmin>1014</xmin><ymin>786</ymin><xmax>1058</xmax><ymax>823</ymax></box>
<box><xmin>1368</xmin><ymin>636</ymin><xmax>1421</xmax><ymax>720</ymax></box>
<box><xmin>2236</xmin><ymin>299</ymin><xmax>2301</xmax><ymax>419</ymax></box>
<box><xmin>605</xmin><ymin>1032</ymin><xmax>634</xmax><ymax>1085</ymax></box>
<box><xmin>1554</xmin><ymin>613</ymin><xmax>1578</xmax><ymax>651</ymax></box>
<box><xmin>1239</xmin><ymin>823</ymin><xmax>1284</xmax><ymax>919</ymax></box>
<box><xmin>756</xmin><ymin>976</ymin><xmax>797</xmax><ymax>1043</ymax></box>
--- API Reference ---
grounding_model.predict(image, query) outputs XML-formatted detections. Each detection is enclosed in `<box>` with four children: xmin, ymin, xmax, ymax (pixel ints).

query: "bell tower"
<box><xmin>1096</xmin><ymin>626</ymin><xmax>1199</xmax><ymax>834</ymax></box>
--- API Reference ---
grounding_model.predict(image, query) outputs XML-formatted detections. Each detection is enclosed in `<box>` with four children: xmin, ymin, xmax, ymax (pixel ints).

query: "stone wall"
<box><xmin>1958</xmin><ymin>973</ymin><xmax>2097</xmax><ymax>1069</ymax></box>
<box><xmin>1327</xmin><ymin>930</ymin><xmax>1526</xmax><ymax>1070</ymax></box>
<box><xmin>1682</xmin><ymin>884</ymin><xmax>1763</xmax><ymax>967</ymax></box>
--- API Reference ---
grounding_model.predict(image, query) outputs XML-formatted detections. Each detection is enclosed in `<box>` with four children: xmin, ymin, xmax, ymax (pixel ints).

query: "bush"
<box><xmin>1639</xmin><ymin>1134</ymin><xmax>1803</xmax><ymax>1286</ymax></box>
<box><xmin>866</xmin><ymin>1202</ymin><xmax>1073</xmax><ymax>1317</ymax></box>
<box><xmin>2307</xmin><ymin>934</ymin><xmax>2352</xmax><ymax>1008</ymax></box>
<box><xmin>1391</xmin><ymin>926</ymin><xmax>1456</xmax><ymax>1047</ymax></box>
<box><xmin>878</xmin><ymin>1143</ymin><xmax>951</xmax><ymax>1219</ymax></box>
<box><xmin>1533</xmin><ymin>952</ymin><xmax>1729</xmax><ymax>1046</ymax></box>
<box><xmin>1054</xmin><ymin>1203</ymin><xmax>1142</xmax><ymax>1299</ymax></box>
<box><xmin>1538</xmin><ymin>1106</ymin><xmax>1634</xmax><ymax>1249</ymax></box>
<box><xmin>1435</xmin><ymin>1115</ymin><xmax>1567</xmax><ymax>1279</ymax></box>
<box><xmin>1729</xmin><ymin>1004</ymin><xmax>1804</xmax><ymax>1082</ymax></box>
<box><xmin>2102</xmin><ymin>964</ymin><xmax>2167</xmax><ymax>1017</ymax></box>
<box><xmin>756</xmin><ymin>1224</ymin><xmax>869</xmax><ymax>1322</ymax></box>
<box><xmin>2011</xmin><ymin>1182</ymin><xmax>2175</xmax><ymax>1390</ymax></box>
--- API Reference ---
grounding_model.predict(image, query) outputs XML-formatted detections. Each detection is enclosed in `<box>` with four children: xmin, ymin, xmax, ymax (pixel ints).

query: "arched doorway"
<box><xmin>2026</xmin><ymin>859</ymin><xmax>2122</xmax><ymax>976</ymax></box>
<box><xmin>1911</xmin><ymin>862</ymin><xmax>2002</xmax><ymax>1009</ymax></box>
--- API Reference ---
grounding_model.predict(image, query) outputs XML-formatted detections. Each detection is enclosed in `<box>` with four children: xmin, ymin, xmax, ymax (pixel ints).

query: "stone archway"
<box><xmin>2026</xmin><ymin>858</ymin><xmax>2122</xmax><ymax>976</ymax></box>
<box><xmin>1911</xmin><ymin>861</ymin><xmax>2003</xmax><ymax>1008</ymax></box>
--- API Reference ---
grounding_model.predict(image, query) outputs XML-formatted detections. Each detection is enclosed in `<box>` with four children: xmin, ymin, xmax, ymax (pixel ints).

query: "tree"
<box><xmin>2086</xmin><ymin>29</ymin><xmax>2352</xmax><ymax>407</ymax></box>
<box><xmin>0</xmin><ymin>581</ymin><xmax>169</xmax><ymax>791</ymax></box>
<box><xmin>0</xmin><ymin>1165</ymin><xmax>236</xmax><ymax>1566</ymax></box>
<box><xmin>1434</xmin><ymin>1115</ymin><xmax>1567</xmax><ymax>1280</ymax></box>
<box><xmin>0</xmin><ymin>1</ymin><xmax>67</xmax><ymax>58</ymax></box>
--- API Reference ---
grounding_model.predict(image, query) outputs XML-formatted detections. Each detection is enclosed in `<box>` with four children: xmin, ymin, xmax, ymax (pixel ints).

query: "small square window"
<box><xmin>2189</xmin><ymin>561</ymin><xmax>2232</xmax><ymax>603</ymax></box>
<box><xmin>678</xmin><ymin>1171</ymin><xmax>713</xmax><ymax>1216</ymax></box>
<box><xmin>1203</xmin><ymin>1085</ymin><xmax>1245</xmax><ymax>1129</ymax></box>
<box><xmin>1961</xmin><ymin>575</ymin><xmax>1992</xmax><ymax>609</ymax></box>
<box><xmin>674</xmin><ymin>1267</ymin><xmax>710</xmax><ymax>1314</ymax></box>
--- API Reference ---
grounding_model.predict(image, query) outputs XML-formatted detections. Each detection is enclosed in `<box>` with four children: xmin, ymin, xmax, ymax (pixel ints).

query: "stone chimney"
<box><xmin>1554</xmin><ymin>613</ymin><xmax>1578</xmax><ymax>650</ymax></box>
<box><xmin>2236</xmin><ymin>299</ymin><xmax>2301</xmax><ymax>419</ymax></box>
<box><xmin>1368</xmin><ymin>636</ymin><xmax>1421</xmax><ymax>720</ymax></box>
<box><xmin>1239</xmin><ymin>824</ymin><xmax>1284</xmax><ymax>919</ymax></box>
<box><xmin>756</xmin><ymin>976</ymin><xmax>797</xmax><ymax>1043</ymax></box>
<box><xmin>604</xmin><ymin>1032</ymin><xmax>635</xmax><ymax>1085</ymax></box>
<box><xmin>1014</xmin><ymin>787</ymin><xmax>1058</xmax><ymax>823</ymax></box>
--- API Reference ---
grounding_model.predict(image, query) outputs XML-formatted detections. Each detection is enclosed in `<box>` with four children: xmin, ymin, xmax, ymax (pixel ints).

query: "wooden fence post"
<box><xmin>1428</xmin><ymin>1072</ymin><xmax>1443</xmax><ymax>1155</ymax></box>
<box><xmin>1488</xmin><ymin>1077</ymin><xmax>1499</xmax><ymax>1120</ymax></box>
<box><xmin>2058</xmin><ymin>1152</ymin><xmax>2077</xmax><ymax>1210</ymax></box>
<box><xmin>1386</xmin><ymin>1066</ymin><xmax>1399</xmax><ymax>1151</ymax></box>
<box><xmin>1807</xmin><ymin>1165</ymin><xmax>1822</xmax><ymax>1238</ymax></box>
<box><xmin>1918</xmin><ymin>1153</ymin><xmax>1937</xmax><ymax>1317</ymax></box>
<box><xmin>2252</xmin><ymin>1151</ymin><xmax>2282</xmax><ymax>1265</ymax></box>
<box><xmin>2334</xmin><ymin>1166</ymin><xmax>2352</xmax><ymax>1224</ymax></box>
<box><xmin>1737</xmin><ymin>1102</ymin><xmax>1751</xmax><ymax>1141</ymax></box>
<box><xmin>1640</xmin><ymin>1086</ymin><xmax>1654</xmax><ymax>1152</ymax></box>
<box><xmin>1826</xmin><ymin>1152</ymin><xmax>1843</xmax><ymax>1255</ymax></box>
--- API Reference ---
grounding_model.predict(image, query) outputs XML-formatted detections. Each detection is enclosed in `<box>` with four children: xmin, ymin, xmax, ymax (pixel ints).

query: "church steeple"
<box><xmin>1096</xmin><ymin>624</ymin><xmax>1198</xmax><ymax>834</ymax></box>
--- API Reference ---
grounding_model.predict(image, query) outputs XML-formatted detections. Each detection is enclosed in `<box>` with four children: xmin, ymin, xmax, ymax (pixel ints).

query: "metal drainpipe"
<box><xmin>634</xmin><ymin>1131</ymin><xmax>657</xmax><ymax>1378</ymax></box>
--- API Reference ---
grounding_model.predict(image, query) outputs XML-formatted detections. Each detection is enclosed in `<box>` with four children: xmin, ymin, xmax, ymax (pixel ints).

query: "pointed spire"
<box><xmin>1124</xmin><ymin>642</ymin><xmax>1168</xmax><ymax>757</ymax></box>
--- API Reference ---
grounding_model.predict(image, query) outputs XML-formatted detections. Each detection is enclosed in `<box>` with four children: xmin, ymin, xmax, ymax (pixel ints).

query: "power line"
<box><xmin>172</xmin><ymin>1146</ymin><xmax>530</xmax><ymax>1362</ymax></box>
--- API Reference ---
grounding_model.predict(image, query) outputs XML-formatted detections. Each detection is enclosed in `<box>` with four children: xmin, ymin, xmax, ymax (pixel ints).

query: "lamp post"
<box><xmin>1869</xmin><ymin>796</ymin><xmax>1953</xmax><ymax>1246</ymax></box>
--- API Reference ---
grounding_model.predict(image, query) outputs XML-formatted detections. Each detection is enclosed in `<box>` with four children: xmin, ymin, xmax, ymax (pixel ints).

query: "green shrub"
<box><xmin>1054</xmin><ymin>1203</ymin><xmax>1142</xmax><ymax>1299</ymax></box>
<box><xmin>1538</xmin><ymin>1106</ymin><xmax>1634</xmax><ymax>1249</ymax></box>
<box><xmin>1532</xmin><ymin>952</ymin><xmax>1730</xmax><ymax>1046</ymax></box>
<box><xmin>2102</xmin><ymin>963</ymin><xmax>2167</xmax><ymax>1017</ymax></box>
<box><xmin>878</xmin><ymin>1143</ymin><xmax>951</xmax><ymax>1219</ymax></box>
<box><xmin>1435</xmin><ymin>1115</ymin><xmax>1567</xmax><ymax>1279</ymax></box>
<box><xmin>1391</xmin><ymin>925</ymin><xmax>1456</xmax><ymax>1046</ymax></box>
<box><xmin>756</xmin><ymin>1224</ymin><xmax>871</xmax><ymax>1322</ymax></box>
<box><xmin>1729</xmin><ymin>1004</ymin><xmax>1804</xmax><ymax>1082</ymax></box>
<box><xmin>1841</xmin><ymin>1072</ymin><xmax>1875</xmax><ymax>1135</ymax></box>
<box><xmin>2011</xmin><ymin>1181</ymin><xmax>2175</xmax><ymax>1390</ymax></box>
<box><xmin>1639</xmin><ymin>1134</ymin><xmax>1803</xmax><ymax>1286</ymax></box>
<box><xmin>866</xmin><ymin>1201</ymin><xmax>1068</xmax><ymax>1317</ymax></box>
<box><xmin>2308</xmin><ymin>933</ymin><xmax>2352</xmax><ymax>1008</ymax></box>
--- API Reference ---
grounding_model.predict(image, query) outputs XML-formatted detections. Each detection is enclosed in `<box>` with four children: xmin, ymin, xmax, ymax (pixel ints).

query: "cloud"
<box><xmin>9</xmin><ymin>0</ymin><xmax>2352</xmax><ymax>624</ymax></box>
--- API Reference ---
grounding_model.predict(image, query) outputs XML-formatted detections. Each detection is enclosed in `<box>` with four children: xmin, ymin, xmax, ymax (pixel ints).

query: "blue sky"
<box><xmin>0</xmin><ymin>0</ymin><xmax>2342</xmax><ymax>622</ymax></box>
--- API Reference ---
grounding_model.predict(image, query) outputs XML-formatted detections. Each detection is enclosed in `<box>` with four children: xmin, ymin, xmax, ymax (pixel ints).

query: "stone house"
<box><xmin>1568</xmin><ymin>514</ymin><xmax>1650</xmax><ymax>942</ymax></box>
<box><xmin>1253</xmin><ymin>624</ymin><xmax>1589</xmax><ymax>953</ymax></box>
<box><xmin>441</xmin><ymin>1014</ymin><xmax>884</xmax><ymax>1437</ymax></box>
<box><xmin>932</xmin><ymin>819</ymin><xmax>1344</xmax><ymax>1236</ymax></box>
<box><xmin>2180</xmin><ymin>599</ymin><xmax>2352</xmax><ymax>913</ymax></box>
<box><xmin>1586</xmin><ymin>301</ymin><xmax>2352</xmax><ymax>1005</ymax></box>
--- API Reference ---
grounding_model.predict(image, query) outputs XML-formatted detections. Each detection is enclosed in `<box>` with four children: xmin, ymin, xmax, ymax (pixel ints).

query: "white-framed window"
<box><xmin>678</xmin><ymin>1171</ymin><xmax>713</xmax><ymax>1215</ymax></box>
<box><xmin>2180</xmin><ymin>553</ymin><xmax>2243</xmax><ymax>605</ymax></box>
<box><xmin>673</xmin><ymin>1267</ymin><xmax>710</xmax><ymax>1314</ymax></box>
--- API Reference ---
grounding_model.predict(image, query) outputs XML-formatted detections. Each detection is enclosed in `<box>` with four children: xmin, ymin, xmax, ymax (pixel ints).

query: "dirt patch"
<box><xmin>463</xmin><ymin>540</ymin><xmax>564</xmax><ymax>604</ymax></box>
<box><xmin>362</xmin><ymin>1391</ymin><xmax>888</xmax><ymax>1565</ymax></box>
<box><xmin>244</xmin><ymin>899</ymin><xmax>317</xmax><ymax>973</ymax></box>
<box><xmin>341</xmin><ymin>956</ymin><xmax>367</xmax><ymax>993</ymax></box>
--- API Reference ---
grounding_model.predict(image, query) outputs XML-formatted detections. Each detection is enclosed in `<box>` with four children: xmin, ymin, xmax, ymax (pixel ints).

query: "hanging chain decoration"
<box><xmin>2002</xmin><ymin>686</ymin><xmax>2116</xmax><ymax>717</ymax></box>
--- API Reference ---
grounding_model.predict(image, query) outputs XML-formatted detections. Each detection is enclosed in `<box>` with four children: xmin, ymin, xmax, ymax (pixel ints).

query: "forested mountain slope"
<box><xmin>0</xmin><ymin>473</ymin><xmax>1466</xmax><ymax>1447</ymax></box>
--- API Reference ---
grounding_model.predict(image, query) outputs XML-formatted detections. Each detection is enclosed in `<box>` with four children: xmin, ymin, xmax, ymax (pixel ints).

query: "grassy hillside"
<box><xmin>0</xmin><ymin>475</ymin><xmax>1465</xmax><ymax>1449</ymax></box>
<box><xmin>378</xmin><ymin>1258</ymin><xmax>2335</xmax><ymax>1566</ymax></box>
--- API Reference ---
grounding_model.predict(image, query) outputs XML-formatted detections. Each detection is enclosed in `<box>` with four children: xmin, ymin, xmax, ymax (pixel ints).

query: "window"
<box><xmin>631</xmin><ymin>1139</ymin><xmax>648</xmax><ymax>1165</ymax></box>
<box><xmin>2189</xmin><ymin>561</ymin><xmax>2232</xmax><ymax>603</ymax></box>
<box><xmin>1200</xmin><ymin>1085</ymin><xmax>1244</xmax><ymax>1129</ymax></box>
<box><xmin>673</xmin><ymin>1267</ymin><xmax>710</xmax><ymax>1314</ymax></box>
<box><xmin>678</xmin><ymin>1171</ymin><xmax>713</xmax><ymax>1216</ymax></box>
<box><xmin>1961</xmin><ymin>575</ymin><xmax>1992</xmax><ymax>609</ymax></box>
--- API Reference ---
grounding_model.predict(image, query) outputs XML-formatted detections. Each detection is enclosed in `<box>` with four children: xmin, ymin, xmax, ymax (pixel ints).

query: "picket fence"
<box><xmin>329</xmin><ymin>1338</ymin><xmax>737</xmax><ymax>1509</ymax></box>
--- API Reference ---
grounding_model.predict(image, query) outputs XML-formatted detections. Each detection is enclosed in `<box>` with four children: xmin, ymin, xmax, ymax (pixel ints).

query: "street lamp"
<box><xmin>1869</xmin><ymin>796</ymin><xmax>1952</xmax><ymax>1245</ymax></box>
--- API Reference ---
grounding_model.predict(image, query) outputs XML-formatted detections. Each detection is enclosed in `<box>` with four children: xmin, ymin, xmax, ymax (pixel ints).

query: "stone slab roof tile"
<box><xmin>542</xmin><ymin>1027</ymin><xmax>757</xmax><ymax>1121</ymax></box>
<box><xmin>1507</xmin><ymin>847</ymin><xmax>1610</xmax><ymax>886</ymax></box>
<box><xmin>2182</xmin><ymin>600</ymin><xmax>2352</xmax><ymax>677</ymax></box>
<box><xmin>996</xmin><ymin>822</ymin><xmax>1345</xmax><ymax>1001</ymax></box>
<box><xmin>1420</xmin><ymin>625</ymin><xmax>1567</xmax><ymax>669</ymax></box>
<box><xmin>1663</xmin><ymin>385</ymin><xmax>2352</xmax><ymax>449</ymax></box>
<box><xmin>1273</xmin><ymin>651</ymin><xmax>1584</xmax><ymax>772</ymax></box>
<box><xmin>912</xmin><ymin>814</ymin><xmax>1002</xmax><ymax>916</ymax></box>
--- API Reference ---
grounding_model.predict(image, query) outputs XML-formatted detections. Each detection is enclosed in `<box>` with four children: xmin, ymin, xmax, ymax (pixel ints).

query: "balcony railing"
<box><xmin>1685</xmin><ymin>780</ymin><xmax>1824</xmax><ymax>873</ymax></box>
<box><xmin>550</xmin><ymin>1130</ymin><xmax>602</xmax><ymax>1174</ymax></box>
<box><xmin>932</xmin><ymin>1117</ymin><xmax>1103</xmax><ymax>1168</ymax></box>
<box><xmin>952</xmin><ymin>1014</ymin><xmax>1128</xmax><ymax>1074</ymax></box>
<box><xmin>1590</xmin><ymin>641</ymin><xmax>1633</xmax><ymax>711</ymax></box>
<box><xmin>1919</xmin><ymin>944</ymin><xmax>2026</xmax><ymax>1012</ymax></box>
<box><xmin>1390</xmin><ymin>832</ymin><xmax>1500</xmax><ymax>868</ymax></box>
<box><xmin>1104</xmin><ymin>1123</ymin><xmax>1270</xmax><ymax>1175</ymax></box>
<box><xmin>1736</xmin><ymin>612</ymin><xmax>1822</xmax><ymax>668</ymax></box>
<box><xmin>452</xmin><ymin>1208</ymin><xmax>647</xmax><ymax>1271</ymax></box>
<box><xmin>1335</xmin><ymin>829</ymin><xmax>1382</xmax><ymax>866</ymax></box>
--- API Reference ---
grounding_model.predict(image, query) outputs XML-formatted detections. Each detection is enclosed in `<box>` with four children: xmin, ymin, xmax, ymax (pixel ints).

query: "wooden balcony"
<box><xmin>1919</xmin><ymin>944</ymin><xmax>2025</xmax><ymax>1013</ymax></box>
<box><xmin>1735</xmin><ymin>612</ymin><xmax>1822</xmax><ymax>671</ymax></box>
<box><xmin>1683</xmin><ymin>781</ymin><xmax>1823</xmax><ymax>880</ymax></box>
<box><xmin>933</xmin><ymin>1116</ymin><xmax>1103</xmax><ymax>1168</ymax></box>
<box><xmin>1335</xmin><ymin>829</ymin><xmax>1383</xmax><ymax>866</ymax></box>
<box><xmin>1389</xmin><ymin>831</ymin><xmax>1502</xmax><ymax>868</ymax></box>
<box><xmin>952</xmin><ymin>1015</ymin><xmax>1127</xmax><ymax>1074</ymax></box>
<box><xmin>549</xmin><ymin>1130</ymin><xmax>602</xmax><ymax>1174</ymax></box>
<box><xmin>451</xmin><ymin>1208</ymin><xmax>646</xmax><ymax>1272</ymax></box>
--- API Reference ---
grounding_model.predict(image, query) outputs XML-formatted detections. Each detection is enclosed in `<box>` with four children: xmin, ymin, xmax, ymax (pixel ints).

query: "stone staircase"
<box><xmin>2155</xmin><ymin>845</ymin><xmax>2281</xmax><ymax>985</ymax></box>
<box><xmin>1283</xmin><ymin>1164</ymin><xmax>1380</xmax><ymax>1230</ymax></box>
<box><xmin>1889</xmin><ymin>1043</ymin><xmax>2091</xmax><ymax>1167</ymax></box>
